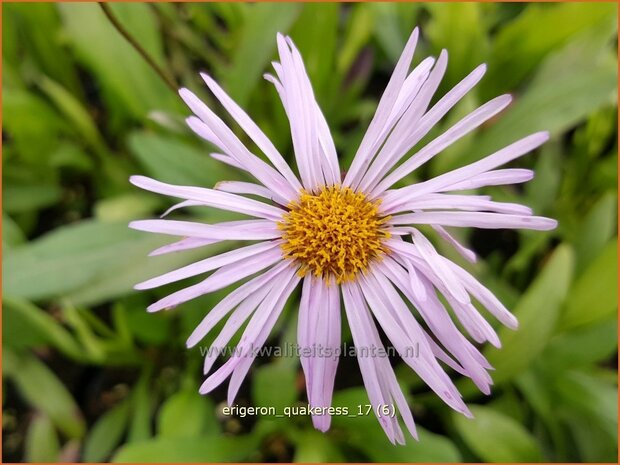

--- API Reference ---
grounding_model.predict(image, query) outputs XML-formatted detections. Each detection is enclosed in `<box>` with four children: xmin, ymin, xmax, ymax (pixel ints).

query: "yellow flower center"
<box><xmin>278</xmin><ymin>186</ymin><xmax>391</xmax><ymax>284</ymax></box>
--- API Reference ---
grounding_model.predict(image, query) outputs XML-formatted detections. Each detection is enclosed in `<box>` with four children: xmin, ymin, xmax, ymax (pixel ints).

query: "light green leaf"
<box><xmin>38</xmin><ymin>75</ymin><xmax>104</xmax><ymax>151</ymax></box>
<box><xmin>3</xmin><ymin>213</ymin><xmax>26</xmax><ymax>249</ymax></box>
<box><xmin>2</xmin><ymin>297</ymin><xmax>84</xmax><ymax>360</ymax></box>
<box><xmin>222</xmin><ymin>3</ymin><xmax>301</xmax><ymax>106</ymax></box>
<box><xmin>112</xmin><ymin>436</ymin><xmax>258</xmax><ymax>463</ymax></box>
<box><xmin>293</xmin><ymin>429</ymin><xmax>345</xmax><ymax>463</ymax></box>
<box><xmin>560</xmin><ymin>239</ymin><xmax>617</xmax><ymax>329</ymax></box>
<box><xmin>128</xmin><ymin>132</ymin><xmax>233</xmax><ymax>187</ymax></box>
<box><xmin>485</xmin><ymin>244</ymin><xmax>574</xmax><ymax>383</ymax></box>
<box><xmin>3</xmin><ymin>350</ymin><xmax>85</xmax><ymax>439</ymax></box>
<box><xmin>483</xmin><ymin>2</ymin><xmax>617</xmax><ymax>97</ymax></box>
<box><xmin>337</xmin><ymin>5</ymin><xmax>374</xmax><ymax>76</ymax></box>
<box><xmin>94</xmin><ymin>193</ymin><xmax>161</xmax><ymax>222</ymax></box>
<box><xmin>453</xmin><ymin>405</ymin><xmax>543</xmax><ymax>462</ymax></box>
<box><xmin>475</xmin><ymin>24</ymin><xmax>617</xmax><ymax>158</ymax></box>
<box><xmin>426</xmin><ymin>3</ymin><xmax>489</xmax><ymax>89</ymax></box>
<box><xmin>3</xmin><ymin>219</ymin><xmax>212</xmax><ymax>306</ymax></box>
<box><xmin>83</xmin><ymin>398</ymin><xmax>130</xmax><ymax>462</ymax></box>
<box><xmin>253</xmin><ymin>362</ymin><xmax>298</xmax><ymax>412</ymax></box>
<box><xmin>289</xmin><ymin>3</ymin><xmax>339</xmax><ymax>100</ymax></box>
<box><xmin>58</xmin><ymin>3</ymin><xmax>180</xmax><ymax>120</ymax></box>
<box><xmin>332</xmin><ymin>388</ymin><xmax>461</xmax><ymax>461</ymax></box>
<box><xmin>544</xmin><ymin>319</ymin><xmax>617</xmax><ymax>371</ymax></box>
<box><xmin>3</xmin><ymin>183</ymin><xmax>62</xmax><ymax>214</ymax></box>
<box><xmin>554</xmin><ymin>370</ymin><xmax>617</xmax><ymax>440</ymax></box>
<box><xmin>25</xmin><ymin>414</ymin><xmax>60</xmax><ymax>463</ymax></box>
<box><xmin>574</xmin><ymin>192</ymin><xmax>617</xmax><ymax>270</ymax></box>
<box><xmin>127</xmin><ymin>368</ymin><xmax>154</xmax><ymax>443</ymax></box>
<box><xmin>157</xmin><ymin>388</ymin><xmax>218</xmax><ymax>438</ymax></box>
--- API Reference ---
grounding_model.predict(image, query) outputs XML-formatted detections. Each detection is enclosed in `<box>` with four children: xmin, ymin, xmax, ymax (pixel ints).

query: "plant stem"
<box><xmin>98</xmin><ymin>3</ymin><xmax>178</xmax><ymax>94</ymax></box>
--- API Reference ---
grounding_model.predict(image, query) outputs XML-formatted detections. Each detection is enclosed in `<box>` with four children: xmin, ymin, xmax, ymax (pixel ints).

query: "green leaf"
<box><xmin>24</xmin><ymin>414</ymin><xmax>61</xmax><ymax>463</ymax></box>
<box><xmin>337</xmin><ymin>5</ymin><xmax>374</xmax><ymax>76</ymax></box>
<box><xmin>128</xmin><ymin>131</ymin><xmax>233</xmax><ymax>187</ymax></box>
<box><xmin>474</xmin><ymin>23</ymin><xmax>617</xmax><ymax>158</ymax></box>
<box><xmin>483</xmin><ymin>2</ymin><xmax>617</xmax><ymax>98</ymax></box>
<box><xmin>157</xmin><ymin>388</ymin><xmax>218</xmax><ymax>438</ymax></box>
<box><xmin>2</xmin><ymin>213</ymin><xmax>26</xmax><ymax>249</ymax></box>
<box><xmin>94</xmin><ymin>193</ymin><xmax>161</xmax><ymax>222</ymax></box>
<box><xmin>2</xmin><ymin>297</ymin><xmax>84</xmax><ymax>360</ymax></box>
<box><xmin>3</xmin><ymin>219</ymin><xmax>212</xmax><ymax>306</ymax></box>
<box><xmin>453</xmin><ymin>405</ymin><xmax>543</xmax><ymax>462</ymax></box>
<box><xmin>252</xmin><ymin>362</ymin><xmax>298</xmax><ymax>412</ymax></box>
<box><xmin>554</xmin><ymin>370</ymin><xmax>617</xmax><ymax>440</ymax></box>
<box><xmin>485</xmin><ymin>244</ymin><xmax>574</xmax><ymax>384</ymax></box>
<box><xmin>289</xmin><ymin>3</ymin><xmax>339</xmax><ymax>100</ymax></box>
<box><xmin>4</xmin><ymin>3</ymin><xmax>81</xmax><ymax>93</ymax></box>
<box><xmin>83</xmin><ymin>398</ymin><xmax>130</xmax><ymax>462</ymax></box>
<box><xmin>222</xmin><ymin>3</ymin><xmax>301</xmax><ymax>106</ymax></box>
<box><xmin>38</xmin><ymin>75</ymin><xmax>105</xmax><ymax>151</ymax></box>
<box><xmin>127</xmin><ymin>367</ymin><xmax>154</xmax><ymax>443</ymax></box>
<box><xmin>574</xmin><ymin>192</ymin><xmax>617</xmax><ymax>270</ymax></box>
<box><xmin>3</xmin><ymin>350</ymin><xmax>85</xmax><ymax>438</ymax></box>
<box><xmin>544</xmin><ymin>319</ymin><xmax>617</xmax><ymax>371</ymax></box>
<box><xmin>560</xmin><ymin>239</ymin><xmax>617</xmax><ymax>329</ymax></box>
<box><xmin>293</xmin><ymin>430</ymin><xmax>345</xmax><ymax>462</ymax></box>
<box><xmin>331</xmin><ymin>388</ymin><xmax>461</xmax><ymax>461</ymax></box>
<box><xmin>426</xmin><ymin>3</ymin><xmax>489</xmax><ymax>90</ymax></box>
<box><xmin>58</xmin><ymin>3</ymin><xmax>180</xmax><ymax>120</ymax></box>
<box><xmin>112</xmin><ymin>436</ymin><xmax>258</xmax><ymax>463</ymax></box>
<box><xmin>370</xmin><ymin>3</ymin><xmax>420</xmax><ymax>63</ymax></box>
<box><xmin>3</xmin><ymin>183</ymin><xmax>62</xmax><ymax>214</ymax></box>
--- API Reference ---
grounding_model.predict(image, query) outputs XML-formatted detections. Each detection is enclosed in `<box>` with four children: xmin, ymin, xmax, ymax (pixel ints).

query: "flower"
<box><xmin>130</xmin><ymin>28</ymin><xmax>557</xmax><ymax>444</ymax></box>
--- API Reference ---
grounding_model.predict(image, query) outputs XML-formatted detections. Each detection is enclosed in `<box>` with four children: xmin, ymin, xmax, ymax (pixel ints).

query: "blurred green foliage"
<box><xmin>2</xmin><ymin>2</ymin><xmax>618</xmax><ymax>463</ymax></box>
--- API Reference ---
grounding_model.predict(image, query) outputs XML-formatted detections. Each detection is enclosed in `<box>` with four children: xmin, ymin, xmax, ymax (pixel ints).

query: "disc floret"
<box><xmin>279</xmin><ymin>186</ymin><xmax>390</xmax><ymax>283</ymax></box>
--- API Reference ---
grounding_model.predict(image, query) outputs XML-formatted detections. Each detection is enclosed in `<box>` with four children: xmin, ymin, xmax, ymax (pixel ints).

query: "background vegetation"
<box><xmin>3</xmin><ymin>2</ymin><xmax>618</xmax><ymax>462</ymax></box>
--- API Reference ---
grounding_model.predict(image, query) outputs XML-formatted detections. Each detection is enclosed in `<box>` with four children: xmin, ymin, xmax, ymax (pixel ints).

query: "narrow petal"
<box><xmin>197</xmin><ymin>267</ymin><xmax>299</xmax><ymax>396</ymax></box>
<box><xmin>210</xmin><ymin>152</ymin><xmax>243</xmax><ymax>170</ymax></box>
<box><xmin>187</xmin><ymin>261</ymin><xmax>291</xmax><ymax>347</ymax></box>
<box><xmin>160</xmin><ymin>200</ymin><xmax>205</xmax><ymax>218</ymax></box>
<box><xmin>388</xmin><ymin>211</ymin><xmax>557</xmax><ymax>230</ymax></box>
<box><xmin>147</xmin><ymin>247</ymin><xmax>284</xmax><ymax>312</ymax></box>
<box><xmin>130</xmin><ymin>219</ymin><xmax>280</xmax><ymax>240</ymax></box>
<box><xmin>214</xmin><ymin>181</ymin><xmax>275</xmax><ymax>200</ymax></box>
<box><xmin>384</xmin><ymin>193</ymin><xmax>533</xmax><ymax>216</ymax></box>
<box><xmin>185</xmin><ymin>115</ymin><xmax>225</xmax><ymax>151</ymax></box>
<box><xmin>354</xmin><ymin>50</ymin><xmax>449</xmax><ymax>191</ymax></box>
<box><xmin>341</xmin><ymin>282</ymin><xmax>403</xmax><ymax>443</ymax></box>
<box><xmin>361</xmin><ymin>58</ymin><xmax>489</xmax><ymax>193</ymax></box>
<box><xmin>432</xmin><ymin>225</ymin><xmax>477</xmax><ymax>263</ymax></box>
<box><xmin>344</xmin><ymin>27</ymin><xmax>420</xmax><ymax>187</ymax></box>
<box><xmin>447</xmin><ymin>261</ymin><xmax>519</xmax><ymax>329</ymax></box>
<box><xmin>371</xmin><ymin>93</ymin><xmax>511</xmax><ymax>195</ymax></box>
<box><xmin>203</xmin><ymin>282</ymin><xmax>272</xmax><ymax>375</ymax></box>
<box><xmin>135</xmin><ymin>241</ymin><xmax>281</xmax><ymax>290</ymax></box>
<box><xmin>201</xmin><ymin>73</ymin><xmax>303</xmax><ymax>191</ymax></box>
<box><xmin>377</xmin><ymin>255</ymin><xmax>493</xmax><ymax>393</ymax></box>
<box><xmin>409</xmin><ymin>229</ymin><xmax>470</xmax><ymax>304</ymax></box>
<box><xmin>130</xmin><ymin>175</ymin><xmax>285</xmax><ymax>221</ymax></box>
<box><xmin>149</xmin><ymin>237</ymin><xmax>217</xmax><ymax>257</ymax></box>
<box><xmin>303</xmin><ymin>277</ymin><xmax>341</xmax><ymax>432</ymax></box>
<box><xmin>359</xmin><ymin>271</ymin><xmax>471</xmax><ymax>416</ymax></box>
<box><xmin>227</xmin><ymin>269</ymin><xmax>300</xmax><ymax>404</ymax></box>
<box><xmin>383</xmin><ymin>131</ymin><xmax>549</xmax><ymax>209</ymax></box>
<box><xmin>443</xmin><ymin>168</ymin><xmax>534</xmax><ymax>191</ymax></box>
<box><xmin>180</xmin><ymin>88</ymin><xmax>298</xmax><ymax>203</ymax></box>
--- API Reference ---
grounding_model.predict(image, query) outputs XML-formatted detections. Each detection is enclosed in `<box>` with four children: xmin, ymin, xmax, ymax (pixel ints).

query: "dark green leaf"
<box><xmin>453</xmin><ymin>405</ymin><xmax>543</xmax><ymax>462</ymax></box>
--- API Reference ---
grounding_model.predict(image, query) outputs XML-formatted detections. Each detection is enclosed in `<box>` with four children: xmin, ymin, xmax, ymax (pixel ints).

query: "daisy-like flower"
<box><xmin>130</xmin><ymin>28</ymin><xmax>557</xmax><ymax>444</ymax></box>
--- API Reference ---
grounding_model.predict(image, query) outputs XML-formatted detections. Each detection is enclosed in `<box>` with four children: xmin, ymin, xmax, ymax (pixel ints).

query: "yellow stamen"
<box><xmin>278</xmin><ymin>185</ymin><xmax>391</xmax><ymax>284</ymax></box>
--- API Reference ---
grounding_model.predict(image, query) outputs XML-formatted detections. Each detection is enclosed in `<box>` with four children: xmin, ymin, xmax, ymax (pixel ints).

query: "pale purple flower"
<box><xmin>130</xmin><ymin>28</ymin><xmax>557</xmax><ymax>444</ymax></box>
